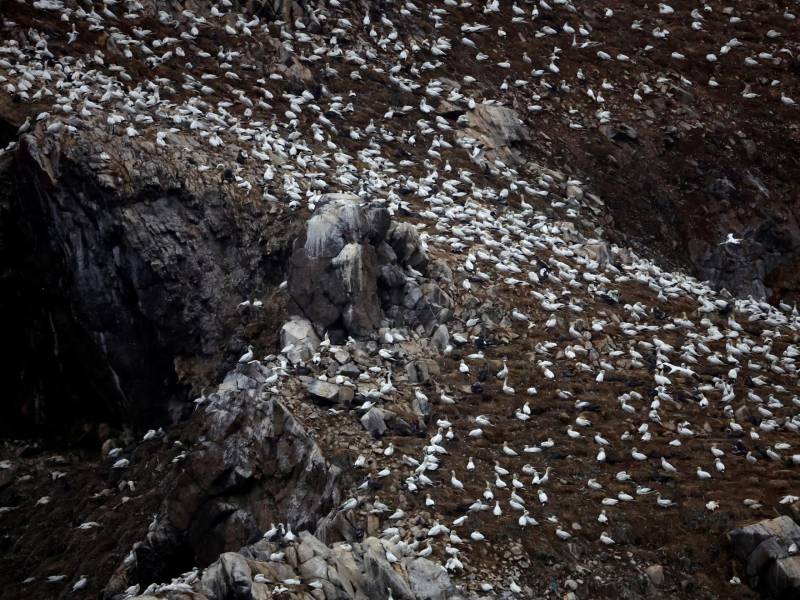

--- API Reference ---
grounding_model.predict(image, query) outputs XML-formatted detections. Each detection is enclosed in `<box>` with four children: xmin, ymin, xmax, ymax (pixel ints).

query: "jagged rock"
<box><xmin>360</xmin><ymin>407</ymin><xmax>387</xmax><ymax>438</ymax></box>
<box><xmin>339</xmin><ymin>363</ymin><xmax>362</xmax><ymax>378</ymax></box>
<box><xmin>308</xmin><ymin>379</ymin><xmax>342</xmax><ymax>404</ymax></box>
<box><xmin>287</xmin><ymin>194</ymin><xmax>432</xmax><ymax>339</ymax></box>
<box><xmin>580</xmin><ymin>241</ymin><xmax>612</xmax><ymax>269</ymax></box>
<box><xmin>412</xmin><ymin>393</ymin><xmax>432</xmax><ymax>420</ymax></box>
<box><xmin>405</xmin><ymin>558</ymin><xmax>455</xmax><ymax>600</ymax></box>
<box><xmin>405</xmin><ymin>360</ymin><xmax>430</xmax><ymax>384</ymax></box>
<box><xmin>104</xmin><ymin>365</ymin><xmax>341</xmax><ymax>596</ymax></box>
<box><xmin>337</xmin><ymin>385</ymin><xmax>355</xmax><ymax>406</ymax></box>
<box><xmin>333</xmin><ymin>243</ymin><xmax>382</xmax><ymax>334</ymax></box>
<box><xmin>382</xmin><ymin>410</ymin><xmax>416</xmax><ymax>437</ymax></box>
<box><xmin>130</xmin><ymin>530</ymin><xmax>462</xmax><ymax>600</ymax></box>
<box><xmin>362</xmin><ymin>538</ymin><xmax>414</xmax><ymax>600</ymax></box>
<box><xmin>431</xmin><ymin>325</ymin><xmax>450</xmax><ymax>353</ymax></box>
<box><xmin>281</xmin><ymin>317</ymin><xmax>321</xmax><ymax>364</ymax></box>
<box><xmin>2</xmin><ymin>126</ymin><xmax>303</xmax><ymax>432</ymax></box>
<box><xmin>388</xmin><ymin>223</ymin><xmax>427</xmax><ymax>270</ymax></box>
<box><xmin>315</xmin><ymin>511</ymin><xmax>359</xmax><ymax>546</ymax></box>
<box><xmin>298</xmin><ymin>530</ymin><xmax>332</xmax><ymax>561</ymax></box>
<box><xmin>728</xmin><ymin>516</ymin><xmax>800</xmax><ymax>598</ymax></box>
<box><xmin>201</xmin><ymin>552</ymin><xmax>252</xmax><ymax>600</ymax></box>
<box><xmin>457</xmin><ymin>103</ymin><xmax>530</xmax><ymax>167</ymax></box>
<box><xmin>645</xmin><ymin>565</ymin><xmax>665</xmax><ymax>587</ymax></box>
<box><xmin>329</xmin><ymin>543</ymin><xmax>367</xmax><ymax>597</ymax></box>
<box><xmin>277</xmin><ymin>58</ymin><xmax>317</xmax><ymax>93</ymax></box>
<box><xmin>299</xmin><ymin>554</ymin><xmax>329</xmax><ymax>581</ymax></box>
<box><xmin>729</xmin><ymin>516</ymin><xmax>800</xmax><ymax>561</ymax></box>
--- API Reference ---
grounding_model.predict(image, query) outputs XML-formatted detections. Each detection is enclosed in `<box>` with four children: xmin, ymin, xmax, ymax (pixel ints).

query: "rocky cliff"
<box><xmin>1</xmin><ymin>1</ymin><xmax>799</xmax><ymax>600</ymax></box>
<box><xmin>1</xmin><ymin>100</ymin><xmax>303</xmax><ymax>435</ymax></box>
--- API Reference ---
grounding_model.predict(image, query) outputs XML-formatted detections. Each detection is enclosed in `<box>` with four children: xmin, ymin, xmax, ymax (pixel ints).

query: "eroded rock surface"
<box><xmin>128</xmin><ymin>532</ymin><xmax>460</xmax><ymax>600</ymax></box>
<box><xmin>729</xmin><ymin>516</ymin><xmax>800</xmax><ymax>599</ymax></box>
<box><xmin>104</xmin><ymin>363</ymin><xmax>341</xmax><ymax>598</ymax></box>
<box><xmin>1</xmin><ymin>123</ymin><xmax>301</xmax><ymax>433</ymax></box>
<box><xmin>287</xmin><ymin>194</ymin><xmax>451</xmax><ymax>340</ymax></box>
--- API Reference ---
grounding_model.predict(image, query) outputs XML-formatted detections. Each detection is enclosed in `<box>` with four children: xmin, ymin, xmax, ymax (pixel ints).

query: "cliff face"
<box><xmin>1</xmin><ymin>2</ymin><xmax>800</xmax><ymax>600</ymax></box>
<box><xmin>1</xmin><ymin>0</ymin><xmax>798</xmax><ymax>438</ymax></box>
<box><xmin>1</xmin><ymin>119</ymin><xmax>302</xmax><ymax>434</ymax></box>
<box><xmin>566</xmin><ymin>96</ymin><xmax>800</xmax><ymax>302</ymax></box>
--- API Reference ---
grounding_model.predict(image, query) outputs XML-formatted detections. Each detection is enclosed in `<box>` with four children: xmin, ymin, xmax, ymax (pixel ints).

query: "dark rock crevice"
<box><xmin>0</xmin><ymin>127</ymin><xmax>302</xmax><ymax>439</ymax></box>
<box><xmin>0</xmin><ymin>152</ymin><xmax>130</xmax><ymax>438</ymax></box>
<box><xmin>104</xmin><ymin>365</ymin><xmax>342</xmax><ymax>597</ymax></box>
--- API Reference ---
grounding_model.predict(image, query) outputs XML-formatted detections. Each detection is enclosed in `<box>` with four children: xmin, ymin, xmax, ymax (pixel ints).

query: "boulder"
<box><xmin>104</xmin><ymin>363</ymin><xmax>341</xmax><ymax>596</ymax></box>
<box><xmin>729</xmin><ymin>516</ymin><xmax>800</xmax><ymax>561</ymax></box>
<box><xmin>405</xmin><ymin>360</ymin><xmax>430</xmax><ymax>385</ymax></box>
<box><xmin>308</xmin><ymin>380</ymin><xmax>342</xmax><ymax>404</ymax></box>
<box><xmin>288</xmin><ymin>194</ymin><xmax>432</xmax><ymax>339</ymax></box>
<box><xmin>281</xmin><ymin>317</ymin><xmax>321</xmax><ymax>364</ymax></box>
<box><xmin>337</xmin><ymin>385</ymin><xmax>355</xmax><ymax>406</ymax></box>
<box><xmin>728</xmin><ymin>516</ymin><xmax>800</xmax><ymax>598</ymax></box>
<box><xmin>128</xmin><ymin>530</ymin><xmax>464</xmax><ymax>600</ymax></box>
<box><xmin>457</xmin><ymin>103</ymin><xmax>530</xmax><ymax>167</ymax></box>
<box><xmin>362</xmin><ymin>538</ymin><xmax>414</xmax><ymax>600</ymax></box>
<box><xmin>767</xmin><ymin>557</ymin><xmax>800</xmax><ymax>598</ymax></box>
<box><xmin>361</xmin><ymin>407</ymin><xmax>387</xmax><ymax>438</ymax></box>
<box><xmin>388</xmin><ymin>222</ymin><xmax>427</xmax><ymax>270</ymax></box>
<box><xmin>332</xmin><ymin>243</ymin><xmax>382</xmax><ymax>334</ymax></box>
<box><xmin>412</xmin><ymin>392</ymin><xmax>432</xmax><ymax>420</ymax></box>
<box><xmin>431</xmin><ymin>324</ymin><xmax>450</xmax><ymax>353</ymax></box>
<box><xmin>645</xmin><ymin>564</ymin><xmax>665</xmax><ymax>587</ymax></box>
<box><xmin>580</xmin><ymin>241</ymin><xmax>612</xmax><ymax>269</ymax></box>
<box><xmin>405</xmin><ymin>558</ymin><xmax>455</xmax><ymax>600</ymax></box>
<box><xmin>201</xmin><ymin>552</ymin><xmax>252</xmax><ymax>600</ymax></box>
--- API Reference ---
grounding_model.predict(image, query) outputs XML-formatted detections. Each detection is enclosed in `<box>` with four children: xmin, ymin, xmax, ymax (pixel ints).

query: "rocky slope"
<box><xmin>1</xmin><ymin>1</ymin><xmax>799</xmax><ymax>600</ymax></box>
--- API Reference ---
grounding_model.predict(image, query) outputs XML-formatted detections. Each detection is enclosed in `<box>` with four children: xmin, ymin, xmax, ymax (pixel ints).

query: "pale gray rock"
<box><xmin>580</xmin><ymin>241</ymin><xmax>612</xmax><ymax>269</ymax></box>
<box><xmin>201</xmin><ymin>552</ymin><xmax>252</xmax><ymax>600</ymax></box>
<box><xmin>412</xmin><ymin>392</ymin><xmax>431</xmax><ymax>420</ymax></box>
<box><xmin>337</xmin><ymin>385</ymin><xmax>355</xmax><ymax>406</ymax></box>
<box><xmin>104</xmin><ymin>368</ymin><xmax>341</xmax><ymax>597</ymax></box>
<box><xmin>405</xmin><ymin>557</ymin><xmax>455</xmax><ymax>600</ymax></box>
<box><xmin>388</xmin><ymin>222</ymin><xmax>427</xmax><ymax>270</ymax></box>
<box><xmin>729</xmin><ymin>516</ymin><xmax>800</xmax><ymax>598</ymax></box>
<box><xmin>645</xmin><ymin>564</ymin><xmax>665</xmax><ymax>587</ymax></box>
<box><xmin>128</xmin><ymin>530</ymin><xmax>464</xmax><ymax>600</ymax></box>
<box><xmin>281</xmin><ymin>317</ymin><xmax>321</xmax><ymax>364</ymax></box>
<box><xmin>299</xmin><ymin>555</ymin><xmax>329</xmax><ymax>581</ymax></box>
<box><xmin>458</xmin><ymin>103</ymin><xmax>530</xmax><ymax>167</ymax></box>
<box><xmin>361</xmin><ymin>407</ymin><xmax>387</xmax><ymax>438</ymax></box>
<box><xmin>362</xmin><ymin>538</ymin><xmax>414</xmax><ymax>600</ymax></box>
<box><xmin>308</xmin><ymin>379</ymin><xmax>341</xmax><ymax>404</ymax></box>
<box><xmin>729</xmin><ymin>516</ymin><xmax>800</xmax><ymax>561</ymax></box>
<box><xmin>288</xmin><ymin>195</ymin><xmax>434</xmax><ymax>340</ymax></box>
<box><xmin>405</xmin><ymin>360</ymin><xmax>430</xmax><ymax>384</ymax></box>
<box><xmin>333</xmin><ymin>243</ymin><xmax>382</xmax><ymax>334</ymax></box>
<box><xmin>8</xmin><ymin>126</ymin><xmax>304</xmax><ymax>433</ymax></box>
<box><xmin>298</xmin><ymin>530</ymin><xmax>332</xmax><ymax>561</ymax></box>
<box><xmin>431</xmin><ymin>324</ymin><xmax>450</xmax><ymax>353</ymax></box>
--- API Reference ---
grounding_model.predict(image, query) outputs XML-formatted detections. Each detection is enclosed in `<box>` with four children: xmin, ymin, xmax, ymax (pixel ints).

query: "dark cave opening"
<box><xmin>0</xmin><ymin>149</ymin><xmax>186</xmax><ymax>444</ymax></box>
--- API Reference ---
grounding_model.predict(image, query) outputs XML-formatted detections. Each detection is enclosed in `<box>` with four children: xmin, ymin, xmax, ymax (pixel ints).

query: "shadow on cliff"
<box><xmin>0</xmin><ymin>121</ymin><xmax>300</xmax><ymax>443</ymax></box>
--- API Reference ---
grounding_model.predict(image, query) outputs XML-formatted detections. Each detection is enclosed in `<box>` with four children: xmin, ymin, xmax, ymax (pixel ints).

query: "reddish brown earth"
<box><xmin>1</xmin><ymin>1</ymin><xmax>799</xmax><ymax>600</ymax></box>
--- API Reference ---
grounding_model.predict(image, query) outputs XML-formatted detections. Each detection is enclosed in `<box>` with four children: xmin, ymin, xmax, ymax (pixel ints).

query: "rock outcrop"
<box><xmin>728</xmin><ymin>516</ymin><xmax>800</xmax><ymax>599</ymax></box>
<box><xmin>129</xmin><ymin>531</ymin><xmax>461</xmax><ymax>600</ymax></box>
<box><xmin>2</xmin><ymin>2</ymin><xmax>800</xmax><ymax>600</ymax></box>
<box><xmin>281</xmin><ymin>317</ymin><xmax>322</xmax><ymax>365</ymax></box>
<box><xmin>287</xmin><ymin>194</ymin><xmax>451</xmax><ymax>341</ymax></box>
<box><xmin>0</xmin><ymin>122</ymin><xmax>301</xmax><ymax>433</ymax></box>
<box><xmin>459</xmin><ymin>103</ymin><xmax>531</xmax><ymax>168</ymax></box>
<box><xmin>104</xmin><ymin>362</ymin><xmax>341</xmax><ymax>597</ymax></box>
